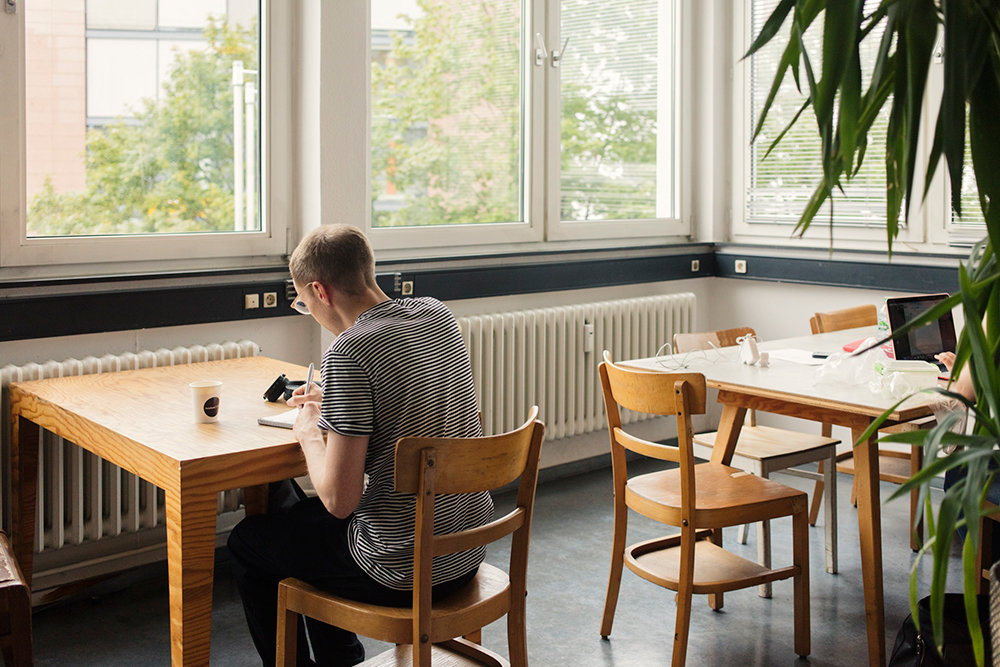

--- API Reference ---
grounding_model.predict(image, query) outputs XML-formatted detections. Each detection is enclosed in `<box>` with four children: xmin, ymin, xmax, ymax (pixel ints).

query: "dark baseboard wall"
<box><xmin>0</xmin><ymin>245</ymin><xmax>961</xmax><ymax>342</ymax></box>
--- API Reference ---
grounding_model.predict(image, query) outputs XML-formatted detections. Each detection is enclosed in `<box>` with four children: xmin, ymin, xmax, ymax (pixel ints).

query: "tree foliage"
<box><xmin>28</xmin><ymin>18</ymin><xmax>257</xmax><ymax>237</ymax></box>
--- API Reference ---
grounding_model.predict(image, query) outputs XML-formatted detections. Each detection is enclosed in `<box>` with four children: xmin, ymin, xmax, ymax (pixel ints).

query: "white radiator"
<box><xmin>456</xmin><ymin>294</ymin><xmax>696</xmax><ymax>440</ymax></box>
<box><xmin>0</xmin><ymin>340</ymin><xmax>259</xmax><ymax>592</ymax></box>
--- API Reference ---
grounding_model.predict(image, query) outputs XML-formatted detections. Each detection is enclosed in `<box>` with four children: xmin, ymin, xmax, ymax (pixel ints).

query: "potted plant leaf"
<box><xmin>748</xmin><ymin>1</ymin><xmax>1000</xmax><ymax>664</ymax></box>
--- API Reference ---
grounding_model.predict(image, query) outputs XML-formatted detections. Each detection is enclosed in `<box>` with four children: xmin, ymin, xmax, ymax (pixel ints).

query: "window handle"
<box><xmin>533</xmin><ymin>32</ymin><xmax>548</xmax><ymax>67</ymax></box>
<box><xmin>551</xmin><ymin>37</ymin><xmax>571</xmax><ymax>68</ymax></box>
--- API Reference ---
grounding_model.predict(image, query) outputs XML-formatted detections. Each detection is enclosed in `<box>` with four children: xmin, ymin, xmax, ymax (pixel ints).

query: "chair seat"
<box><xmin>693</xmin><ymin>425</ymin><xmax>838</xmax><ymax>463</ymax></box>
<box><xmin>626</xmin><ymin>463</ymin><xmax>808</xmax><ymax>527</ymax></box>
<box><xmin>363</xmin><ymin>638</ymin><xmax>509</xmax><ymax>666</ymax></box>
<box><xmin>281</xmin><ymin>564</ymin><xmax>511</xmax><ymax>646</ymax></box>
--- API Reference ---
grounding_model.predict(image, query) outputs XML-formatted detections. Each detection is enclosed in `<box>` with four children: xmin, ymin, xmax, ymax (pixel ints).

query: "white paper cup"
<box><xmin>190</xmin><ymin>380</ymin><xmax>222</xmax><ymax>423</ymax></box>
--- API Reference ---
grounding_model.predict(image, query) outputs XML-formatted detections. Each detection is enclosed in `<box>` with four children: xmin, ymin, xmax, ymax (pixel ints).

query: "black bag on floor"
<box><xmin>889</xmin><ymin>593</ymin><xmax>991</xmax><ymax>666</ymax></box>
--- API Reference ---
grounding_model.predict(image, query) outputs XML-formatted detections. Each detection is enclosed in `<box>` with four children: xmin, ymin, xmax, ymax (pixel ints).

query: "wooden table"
<box><xmin>10</xmin><ymin>356</ymin><xmax>309</xmax><ymax>666</ymax></box>
<box><xmin>625</xmin><ymin>327</ymin><xmax>938</xmax><ymax>666</ymax></box>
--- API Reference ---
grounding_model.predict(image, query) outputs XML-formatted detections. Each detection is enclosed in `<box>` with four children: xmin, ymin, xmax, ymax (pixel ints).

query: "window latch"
<box><xmin>4</xmin><ymin>0</ymin><xmax>16</xmax><ymax>14</ymax></box>
<box><xmin>551</xmin><ymin>37</ymin><xmax>571</xmax><ymax>68</ymax></box>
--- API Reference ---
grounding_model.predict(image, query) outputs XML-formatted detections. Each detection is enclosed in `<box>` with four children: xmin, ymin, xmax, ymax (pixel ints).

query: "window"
<box><xmin>733</xmin><ymin>0</ymin><xmax>931</xmax><ymax>247</ymax></box>
<box><xmin>0</xmin><ymin>0</ymin><xmax>290</xmax><ymax>270</ymax></box>
<box><xmin>367</xmin><ymin>0</ymin><xmax>685</xmax><ymax>251</ymax></box>
<box><xmin>946</xmin><ymin>125</ymin><xmax>988</xmax><ymax>246</ymax></box>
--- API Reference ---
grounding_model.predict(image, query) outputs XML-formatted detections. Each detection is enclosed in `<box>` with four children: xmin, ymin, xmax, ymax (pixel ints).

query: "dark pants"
<box><xmin>228</xmin><ymin>481</ymin><xmax>476</xmax><ymax>666</ymax></box>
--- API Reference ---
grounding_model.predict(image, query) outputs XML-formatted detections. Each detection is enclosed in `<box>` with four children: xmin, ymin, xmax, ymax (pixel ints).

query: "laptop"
<box><xmin>885</xmin><ymin>293</ymin><xmax>957</xmax><ymax>370</ymax></box>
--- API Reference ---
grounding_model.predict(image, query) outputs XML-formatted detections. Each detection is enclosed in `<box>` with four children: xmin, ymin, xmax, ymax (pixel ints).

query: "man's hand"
<box><xmin>288</xmin><ymin>379</ymin><xmax>322</xmax><ymax>443</ymax></box>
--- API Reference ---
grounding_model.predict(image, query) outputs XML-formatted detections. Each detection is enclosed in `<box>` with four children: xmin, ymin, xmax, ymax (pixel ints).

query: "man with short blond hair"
<box><xmin>229</xmin><ymin>224</ymin><xmax>492</xmax><ymax>666</ymax></box>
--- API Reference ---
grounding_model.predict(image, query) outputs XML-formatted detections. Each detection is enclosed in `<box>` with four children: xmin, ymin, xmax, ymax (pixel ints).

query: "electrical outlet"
<box><xmin>734</xmin><ymin>259</ymin><xmax>747</xmax><ymax>274</ymax></box>
<box><xmin>690</xmin><ymin>259</ymin><xmax>700</xmax><ymax>272</ymax></box>
<box><xmin>263</xmin><ymin>292</ymin><xmax>278</xmax><ymax>308</ymax></box>
<box><xmin>244</xmin><ymin>293</ymin><xmax>260</xmax><ymax>310</ymax></box>
<box><xmin>401</xmin><ymin>280</ymin><xmax>414</xmax><ymax>296</ymax></box>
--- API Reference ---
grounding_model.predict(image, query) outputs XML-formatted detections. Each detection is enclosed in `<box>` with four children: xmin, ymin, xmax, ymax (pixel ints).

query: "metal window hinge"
<box><xmin>5</xmin><ymin>0</ymin><xmax>16</xmax><ymax>15</ymax></box>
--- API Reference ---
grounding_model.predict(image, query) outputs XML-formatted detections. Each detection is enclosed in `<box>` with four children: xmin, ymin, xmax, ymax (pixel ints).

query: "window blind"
<box><xmin>746</xmin><ymin>0</ymin><xmax>891</xmax><ymax>228</ymax></box>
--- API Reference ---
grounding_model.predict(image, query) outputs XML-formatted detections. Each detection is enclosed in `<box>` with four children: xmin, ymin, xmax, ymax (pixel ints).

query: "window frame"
<box><xmin>0</xmin><ymin>1</ymin><xmax>292</xmax><ymax>271</ymax></box>
<box><xmin>363</xmin><ymin>0</ymin><xmax>691</xmax><ymax>255</ymax></box>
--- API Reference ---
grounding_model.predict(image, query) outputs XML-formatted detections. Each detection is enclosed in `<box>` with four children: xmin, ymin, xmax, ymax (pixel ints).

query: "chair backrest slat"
<box><xmin>394</xmin><ymin>408</ymin><xmax>540</xmax><ymax>494</ymax></box>
<box><xmin>615</xmin><ymin>428</ymin><xmax>681</xmax><ymax>463</ymax></box>
<box><xmin>812</xmin><ymin>304</ymin><xmax>877</xmax><ymax>334</ymax></box>
<box><xmin>599</xmin><ymin>356</ymin><xmax>706</xmax><ymax>416</ymax></box>
<box><xmin>433</xmin><ymin>508</ymin><xmax>525</xmax><ymax>556</ymax></box>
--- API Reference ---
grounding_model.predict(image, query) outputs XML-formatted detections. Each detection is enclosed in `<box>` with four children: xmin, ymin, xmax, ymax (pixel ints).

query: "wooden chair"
<box><xmin>672</xmin><ymin>328</ymin><xmax>839</xmax><ymax>595</ymax></box>
<box><xmin>976</xmin><ymin>501</ymin><xmax>1000</xmax><ymax>595</ymax></box>
<box><xmin>0</xmin><ymin>530</ymin><xmax>32</xmax><ymax>667</ymax></box>
<box><xmin>276</xmin><ymin>408</ymin><xmax>545</xmax><ymax>667</ymax></box>
<box><xmin>598</xmin><ymin>351</ymin><xmax>809</xmax><ymax>666</ymax></box>
<box><xmin>810</xmin><ymin>304</ymin><xmax>929</xmax><ymax>551</ymax></box>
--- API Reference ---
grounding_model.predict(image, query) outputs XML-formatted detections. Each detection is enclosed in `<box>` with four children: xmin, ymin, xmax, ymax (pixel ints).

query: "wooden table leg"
<box><xmin>165</xmin><ymin>489</ymin><xmax>219</xmax><ymax>666</ymax></box>
<box><xmin>852</xmin><ymin>424</ymin><xmax>885</xmax><ymax>667</ymax></box>
<box><xmin>11</xmin><ymin>416</ymin><xmax>40</xmax><ymax>584</ymax></box>
<box><xmin>710</xmin><ymin>399</ymin><xmax>747</xmax><ymax>466</ymax></box>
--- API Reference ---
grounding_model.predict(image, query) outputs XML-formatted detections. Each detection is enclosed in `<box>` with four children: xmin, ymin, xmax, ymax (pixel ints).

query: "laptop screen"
<box><xmin>885</xmin><ymin>293</ymin><xmax>956</xmax><ymax>362</ymax></box>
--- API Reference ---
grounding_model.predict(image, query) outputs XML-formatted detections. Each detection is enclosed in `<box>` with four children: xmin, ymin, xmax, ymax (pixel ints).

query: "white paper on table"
<box><xmin>766</xmin><ymin>348</ymin><xmax>827</xmax><ymax>366</ymax></box>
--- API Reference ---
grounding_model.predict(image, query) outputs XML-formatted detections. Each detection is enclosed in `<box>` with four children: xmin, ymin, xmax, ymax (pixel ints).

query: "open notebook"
<box><xmin>257</xmin><ymin>407</ymin><xmax>297</xmax><ymax>429</ymax></box>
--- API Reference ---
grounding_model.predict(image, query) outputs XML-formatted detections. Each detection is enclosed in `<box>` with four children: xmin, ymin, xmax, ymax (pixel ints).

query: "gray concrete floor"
<box><xmin>30</xmin><ymin>459</ymin><xmax>961</xmax><ymax>665</ymax></box>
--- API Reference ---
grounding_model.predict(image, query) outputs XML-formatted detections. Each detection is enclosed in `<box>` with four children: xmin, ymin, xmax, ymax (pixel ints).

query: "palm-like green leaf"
<box><xmin>751</xmin><ymin>1</ymin><xmax>1000</xmax><ymax>663</ymax></box>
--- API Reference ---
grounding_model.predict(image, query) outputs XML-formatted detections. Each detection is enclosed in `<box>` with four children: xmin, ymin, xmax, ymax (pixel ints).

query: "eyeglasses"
<box><xmin>291</xmin><ymin>282</ymin><xmax>312</xmax><ymax>315</ymax></box>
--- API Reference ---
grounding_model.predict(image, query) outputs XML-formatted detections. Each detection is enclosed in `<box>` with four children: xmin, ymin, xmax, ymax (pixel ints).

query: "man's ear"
<box><xmin>311</xmin><ymin>281</ymin><xmax>334</xmax><ymax>306</ymax></box>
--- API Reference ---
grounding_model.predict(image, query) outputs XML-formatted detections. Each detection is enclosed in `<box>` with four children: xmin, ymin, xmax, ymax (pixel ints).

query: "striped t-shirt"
<box><xmin>318</xmin><ymin>297</ymin><xmax>494</xmax><ymax>590</ymax></box>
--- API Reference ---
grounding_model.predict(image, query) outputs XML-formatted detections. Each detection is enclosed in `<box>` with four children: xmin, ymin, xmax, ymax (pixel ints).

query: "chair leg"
<box><xmin>464</xmin><ymin>629</ymin><xmax>482</xmax><ymax>644</ymax></box>
<box><xmin>708</xmin><ymin>528</ymin><xmax>723</xmax><ymax>611</ymax></box>
<box><xmin>507</xmin><ymin>589</ymin><xmax>528</xmax><ymax>667</ymax></box>
<box><xmin>977</xmin><ymin>514</ymin><xmax>995</xmax><ymax>595</ymax></box>
<box><xmin>757</xmin><ymin>519</ymin><xmax>772</xmax><ymax>598</ymax></box>
<box><xmin>600</xmin><ymin>502</ymin><xmax>628</xmax><ymax>638</ymax></box>
<box><xmin>809</xmin><ymin>460</ymin><xmax>824</xmax><ymax>526</ymax></box>
<box><xmin>276</xmin><ymin>586</ymin><xmax>298</xmax><ymax>667</ymax></box>
<box><xmin>8</xmin><ymin>583</ymin><xmax>32</xmax><ymax>667</ymax></box>
<box><xmin>737</xmin><ymin>522</ymin><xmax>750</xmax><ymax>545</ymax></box>
<box><xmin>672</xmin><ymin>526</ymin><xmax>696</xmax><ymax>667</ymax></box>
<box><xmin>823</xmin><ymin>450</ymin><xmax>838</xmax><ymax>574</ymax></box>
<box><xmin>792</xmin><ymin>507</ymin><xmax>811</xmax><ymax>659</ymax></box>
<box><xmin>910</xmin><ymin>446</ymin><xmax>923</xmax><ymax>552</ymax></box>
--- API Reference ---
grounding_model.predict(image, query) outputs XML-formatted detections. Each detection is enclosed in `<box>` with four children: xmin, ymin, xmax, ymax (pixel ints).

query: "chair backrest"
<box><xmin>673</xmin><ymin>326</ymin><xmax>755</xmax><ymax>353</ymax></box>
<box><xmin>811</xmin><ymin>304</ymin><xmax>877</xmax><ymax>334</ymax></box>
<box><xmin>673</xmin><ymin>327</ymin><xmax>758</xmax><ymax>425</ymax></box>
<box><xmin>393</xmin><ymin>408</ymin><xmax>545</xmax><ymax>663</ymax></box>
<box><xmin>599</xmin><ymin>351</ymin><xmax>706</xmax><ymax>511</ymax></box>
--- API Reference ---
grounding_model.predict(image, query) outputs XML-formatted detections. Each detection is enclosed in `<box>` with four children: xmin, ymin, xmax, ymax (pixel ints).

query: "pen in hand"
<box><xmin>301</xmin><ymin>363</ymin><xmax>314</xmax><ymax>409</ymax></box>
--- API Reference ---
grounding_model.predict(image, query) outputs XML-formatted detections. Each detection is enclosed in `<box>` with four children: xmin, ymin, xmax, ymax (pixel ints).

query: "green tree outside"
<box><xmin>27</xmin><ymin>18</ymin><xmax>258</xmax><ymax>237</ymax></box>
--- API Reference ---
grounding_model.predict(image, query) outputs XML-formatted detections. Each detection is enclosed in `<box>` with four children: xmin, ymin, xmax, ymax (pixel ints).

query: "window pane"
<box><xmin>560</xmin><ymin>0</ymin><xmax>676</xmax><ymax>222</ymax></box>
<box><xmin>86</xmin><ymin>0</ymin><xmax>156</xmax><ymax>31</ymax></box>
<box><xmin>950</xmin><ymin>122</ymin><xmax>987</xmax><ymax>244</ymax></box>
<box><xmin>25</xmin><ymin>1</ymin><xmax>261</xmax><ymax>237</ymax></box>
<box><xmin>370</xmin><ymin>0</ymin><xmax>523</xmax><ymax>228</ymax></box>
<box><xmin>747</xmin><ymin>0</ymin><xmax>889</xmax><ymax>227</ymax></box>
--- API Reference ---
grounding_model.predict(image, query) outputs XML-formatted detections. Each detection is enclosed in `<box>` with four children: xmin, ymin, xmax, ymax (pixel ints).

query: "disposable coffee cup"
<box><xmin>190</xmin><ymin>380</ymin><xmax>222</xmax><ymax>423</ymax></box>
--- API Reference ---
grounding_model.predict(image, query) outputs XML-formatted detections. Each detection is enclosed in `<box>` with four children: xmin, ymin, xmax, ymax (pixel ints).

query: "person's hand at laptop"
<box><xmin>935</xmin><ymin>351</ymin><xmax>975</xmax><ymax>401</ymax></box>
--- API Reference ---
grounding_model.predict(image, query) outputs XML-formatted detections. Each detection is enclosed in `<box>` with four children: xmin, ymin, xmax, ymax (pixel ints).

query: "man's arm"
<box><xmin>291</xmin><ymin>390</ymin><xmax>369</xmax><ymax>518</ymax></box>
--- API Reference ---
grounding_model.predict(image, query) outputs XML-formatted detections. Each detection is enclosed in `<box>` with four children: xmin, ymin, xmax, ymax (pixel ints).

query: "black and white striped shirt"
<box><xmin>318</xmin><ymin>297</ymin><xmax>493</xmax><ymax>590</ymax></box>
